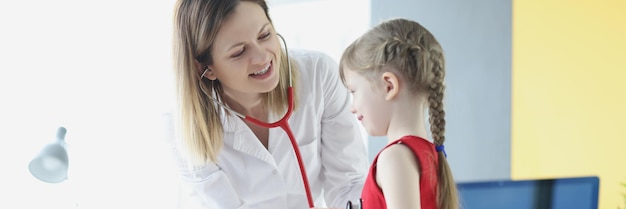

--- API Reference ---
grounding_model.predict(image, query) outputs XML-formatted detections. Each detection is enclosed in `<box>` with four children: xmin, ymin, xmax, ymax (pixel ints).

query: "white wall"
<box><xmin>268</xmin><ymin>0</ymin><xmax>370</xmax><ymax>62</ymax></box>
<box><xmin>0</xmin><ymin>1</ymin><xmax>179</xmax><ymax>208</ymax></box>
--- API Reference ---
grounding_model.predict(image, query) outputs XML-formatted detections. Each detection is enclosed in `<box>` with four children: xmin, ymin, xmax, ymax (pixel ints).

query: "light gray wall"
<box><xmin>369</xmin><ymin>0</ymin><xmax>512</xmax><ymax>182</ymax></box>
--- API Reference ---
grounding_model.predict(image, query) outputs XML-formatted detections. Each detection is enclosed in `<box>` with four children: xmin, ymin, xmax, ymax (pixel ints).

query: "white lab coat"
<box><xmin>165</xmin><ymin>49</ymin><xmax>368</xmax><ymax>209</ymax></box>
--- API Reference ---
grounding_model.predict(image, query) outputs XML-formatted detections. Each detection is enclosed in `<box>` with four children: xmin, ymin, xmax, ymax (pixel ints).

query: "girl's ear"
<box><xmin>381</xmin><ymin>72</ymin><xmax>399</xmax><ymax>101</ymax></box>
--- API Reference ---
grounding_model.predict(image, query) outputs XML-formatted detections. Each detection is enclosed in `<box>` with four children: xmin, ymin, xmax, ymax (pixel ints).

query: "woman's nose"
<box><xmin>249</xmin><ymin>43</ymin><xmax>270</xmax><ymax>65</ymax></box>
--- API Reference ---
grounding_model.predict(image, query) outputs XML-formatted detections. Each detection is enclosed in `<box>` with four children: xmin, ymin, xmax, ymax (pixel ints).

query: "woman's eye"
<box><xmin>259</xmin><ymin>32</ymin><xmax>271</xmax><ymax>40</ymax></box>
<box><xmin>231</xmin><ymin>49</ymin><xmax>244</xmax><ymax>58</ymax></box>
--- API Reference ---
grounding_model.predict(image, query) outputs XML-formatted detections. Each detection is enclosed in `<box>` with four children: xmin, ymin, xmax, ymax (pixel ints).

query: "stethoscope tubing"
<box><xmin>244</xmin><ymin>87</ymin><xmax>314</xmax><ymax>207</ymax></box>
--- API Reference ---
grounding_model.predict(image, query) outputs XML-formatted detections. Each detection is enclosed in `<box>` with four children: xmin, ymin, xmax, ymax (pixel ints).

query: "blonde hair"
<box><xmin>172</xmin><ymin>0</ymin><xmax>297</xmax><ymax>165</ymax></box>
<box><xmin>339</xmin><ymin>18</ymin><xmax>458</xmax><ymax>209</ymax></box>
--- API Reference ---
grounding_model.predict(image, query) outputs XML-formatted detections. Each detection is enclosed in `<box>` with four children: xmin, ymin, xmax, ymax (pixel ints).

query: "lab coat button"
<box><xmin>272</xmin><ymin>170</ymin><xmax>278</xmax><ymax>174</ymax></box>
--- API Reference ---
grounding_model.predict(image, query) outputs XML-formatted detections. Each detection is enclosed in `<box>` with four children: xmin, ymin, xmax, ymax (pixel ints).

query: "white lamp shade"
<box><xmin>29</xmin><ymin>142</ymin><xmax>68</xmax><ymax>183</ymax></box>
<box><xmin>29</xmin><ymin>127</ymin><xmax>68</xmax><ymax>183</ymax></box>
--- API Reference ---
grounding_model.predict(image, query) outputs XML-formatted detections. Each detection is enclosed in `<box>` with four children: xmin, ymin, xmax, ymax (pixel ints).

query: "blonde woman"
<box><xmin>166</xmin><ymin>0</ymin><xmax>368</xmax><ymax>208</ymax></box>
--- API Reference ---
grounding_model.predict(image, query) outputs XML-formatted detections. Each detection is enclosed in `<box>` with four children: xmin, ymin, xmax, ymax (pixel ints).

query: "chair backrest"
<box><xmin>456</xmin><ymin>176</ymin><xmax>600</xmax><ymax>209</ymax></box>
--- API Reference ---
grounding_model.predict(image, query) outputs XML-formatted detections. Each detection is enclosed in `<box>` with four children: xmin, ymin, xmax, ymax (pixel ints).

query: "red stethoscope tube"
<box><xmin>244</xmin><ymin>87</ymin><xmax>314</xmax><ymax>208</ymax></box>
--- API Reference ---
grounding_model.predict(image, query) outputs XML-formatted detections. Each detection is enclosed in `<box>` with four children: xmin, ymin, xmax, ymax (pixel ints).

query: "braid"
<box><xmin>378</xmin><ymin>26</ymin><xmax>445</xmax><ymax>146</ymax></box>
<box><xmin>428</xmin><ymin>53</ymin><xmax>446</xmax><ymax>146</ymax></box>
<box><xmin>383</xmin><ymin>38</ymin><xmax>420</xmax><ymax>62</ymax></box>
<box><xmin>380</xmin><ymin>37</ymin><xmax>421</xmax><ymax>84</ymax></box>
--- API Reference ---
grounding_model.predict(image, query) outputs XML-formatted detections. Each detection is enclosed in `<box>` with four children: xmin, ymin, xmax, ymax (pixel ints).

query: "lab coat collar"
<box><xmin>219</xmin><ymin>106</ymin><xmax>278</xmax><ymax>167</ymax></box>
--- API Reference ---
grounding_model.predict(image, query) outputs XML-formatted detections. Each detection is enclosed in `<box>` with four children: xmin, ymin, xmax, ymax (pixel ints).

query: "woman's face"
<box><xmin>205</xmin><ymin>1</ymin><xmax>281</xmax><ymax>100</ymax></box>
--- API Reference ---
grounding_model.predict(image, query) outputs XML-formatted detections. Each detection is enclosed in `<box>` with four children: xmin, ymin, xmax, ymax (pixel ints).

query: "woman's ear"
<box><xmin>381</xmin><ymin>72</ymin><xmax>400</xmax><ymax>101</ymax></box>
<box><xmin>194</xmin><ymin>60</ymin><xmax>217</xmax><ymax>80</ymax></box>
<box><xmin>203</xmin><ymin>66</ymin><xmax>218</xmax><ymax>80</ymax></box>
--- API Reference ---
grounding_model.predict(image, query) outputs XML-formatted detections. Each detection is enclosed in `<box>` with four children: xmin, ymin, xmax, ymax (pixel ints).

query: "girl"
<box><xmin>339</xmin><ymin>18</ymin><xmax>459</xmax><ymax>209</ymax></box>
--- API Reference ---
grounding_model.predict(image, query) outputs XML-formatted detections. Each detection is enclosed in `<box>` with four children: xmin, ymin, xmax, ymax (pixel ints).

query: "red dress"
<box><xmin>360</xmin><ymin>135</ymin><xmax>439</xmax><ymax>209</ymax></box>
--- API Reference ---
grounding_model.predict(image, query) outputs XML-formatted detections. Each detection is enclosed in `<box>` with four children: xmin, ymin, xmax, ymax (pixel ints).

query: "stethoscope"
<box><xmin>346</xmin><ymin>199</ymin><xmax>363</xmax><ymax>209</ymax></box>
<box><xmin>198</xmin><ymin>34</ymin><xmax>314</xmax><ymax>208</ymax></box>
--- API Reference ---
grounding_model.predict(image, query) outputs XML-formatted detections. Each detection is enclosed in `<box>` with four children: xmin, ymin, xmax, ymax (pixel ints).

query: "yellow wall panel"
<box><xmin>512</xmin><ymin>0</ymin><xmax>626</xmax><ymax>208</ymax></box>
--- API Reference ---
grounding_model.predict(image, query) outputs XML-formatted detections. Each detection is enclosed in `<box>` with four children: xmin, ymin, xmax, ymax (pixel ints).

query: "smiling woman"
<box><xmin>0</xmin><ymin>0</ymin><xmax>179</xmax><ymax>208</ymax></box>
<box><xmin>168</xmin><ymin>0</ymin><xmax>370</xmax><ymax>208</ymax></box>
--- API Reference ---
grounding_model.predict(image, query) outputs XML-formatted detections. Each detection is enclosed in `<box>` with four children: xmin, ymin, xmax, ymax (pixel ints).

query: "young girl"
<box><xmin>339</xmin><ymin>18</ymin><xmax>459</xmax><ymax>209</ymax></box>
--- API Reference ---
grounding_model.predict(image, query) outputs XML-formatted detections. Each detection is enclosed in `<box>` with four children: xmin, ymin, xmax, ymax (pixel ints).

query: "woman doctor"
<box><xmin>165</xmin><ymin>0</ymin><xmax>368</xmax><ymax>208</ymax></box>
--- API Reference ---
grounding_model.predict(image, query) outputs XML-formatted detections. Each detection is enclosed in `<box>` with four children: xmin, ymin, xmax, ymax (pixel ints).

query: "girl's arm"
<box><xmin>376</xmin><ymin>144</ymin><xmax>422</xmax><ymax>209</ymax></box>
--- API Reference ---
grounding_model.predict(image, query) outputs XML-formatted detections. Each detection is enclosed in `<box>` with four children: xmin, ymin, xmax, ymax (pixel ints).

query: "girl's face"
<box><xmin>205</xmin><ymin>1</ymin><xmax>282</xmax><ymax>99</ymax></box>
<box><xmin>343</xmin><ymin>68</ymin><xmax>392</xmax><ymax>136</ymax></box>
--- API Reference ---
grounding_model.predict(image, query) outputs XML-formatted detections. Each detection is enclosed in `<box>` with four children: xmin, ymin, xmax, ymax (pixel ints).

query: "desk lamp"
<box><xmin>28</xmin><ymin>127</ymin><xmax>68</xmax><ymax>183</ymax></box>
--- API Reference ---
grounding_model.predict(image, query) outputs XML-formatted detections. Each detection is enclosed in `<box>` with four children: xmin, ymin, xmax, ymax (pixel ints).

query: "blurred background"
<box><xmin>0</xmin><ymin>0</ymin><xmax>624</xmax><ymax>208</ymax></box>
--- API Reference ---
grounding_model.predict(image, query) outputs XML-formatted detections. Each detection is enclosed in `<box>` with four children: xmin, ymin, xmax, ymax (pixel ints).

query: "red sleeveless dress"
<box><xmin>360</xmin><ymin>135</ymin><xmax>439</xmax><ymax>209</ymax></box>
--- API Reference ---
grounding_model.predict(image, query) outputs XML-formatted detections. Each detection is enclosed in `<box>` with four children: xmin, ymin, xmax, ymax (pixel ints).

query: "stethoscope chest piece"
<box><xmin>346</xmin><ymin>199</ymin><xmax>363</xmax><ymax>209</ymax></box>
